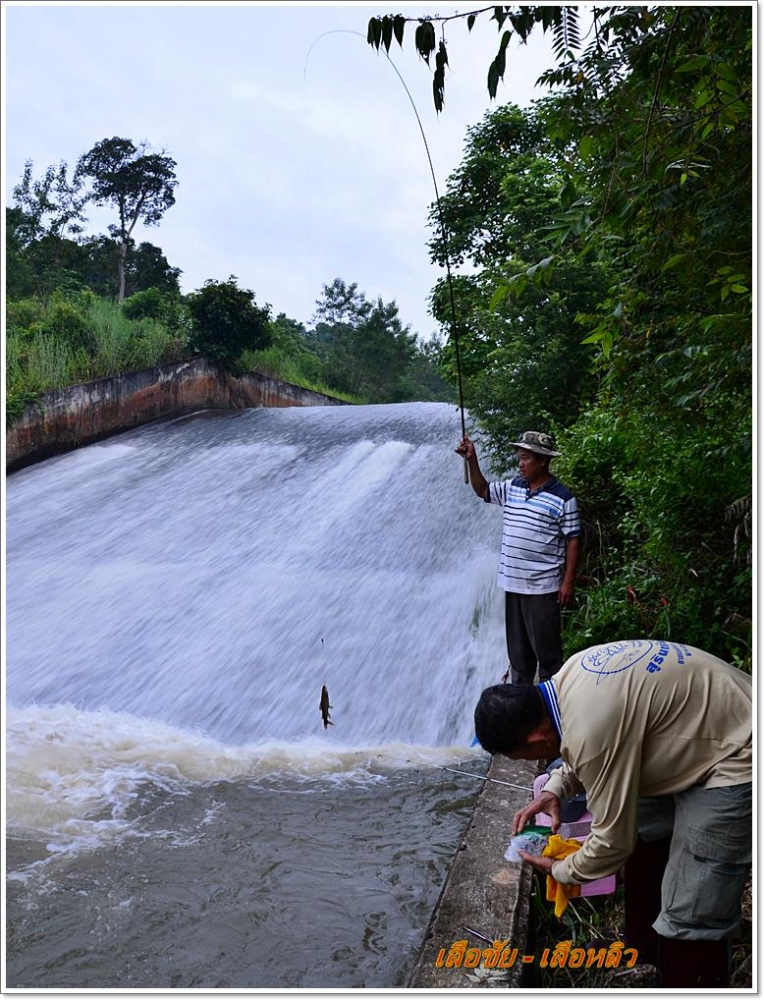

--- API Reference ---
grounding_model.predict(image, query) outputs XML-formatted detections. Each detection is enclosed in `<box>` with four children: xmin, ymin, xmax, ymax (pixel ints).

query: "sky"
<box><xmin>3</xmin><ymin>1</ymin><xmax>555</xmax><ymax>341</ymax></box>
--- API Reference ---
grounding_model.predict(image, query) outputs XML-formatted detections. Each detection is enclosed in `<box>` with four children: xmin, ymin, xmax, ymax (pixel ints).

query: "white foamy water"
<box><xmin>6</xmin><ymin>402</ymin><xmax>507</xmax><ymax>990</ymax></box>
<box><xmin>7</xmin><ymin>403</ymin><xmax>504</xmax><ymax>750</ymax></box>
<box><xmin>6</xmin><ymin>701</ymin><xmax>489</xmax><ymax>860</ymax></box>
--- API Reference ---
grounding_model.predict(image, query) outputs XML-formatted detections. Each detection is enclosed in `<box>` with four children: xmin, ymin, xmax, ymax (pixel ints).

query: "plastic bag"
<box><xmin>504</xmin><ymin>825</ymin><xmax>550</xmax><ymax>862</ymax></box>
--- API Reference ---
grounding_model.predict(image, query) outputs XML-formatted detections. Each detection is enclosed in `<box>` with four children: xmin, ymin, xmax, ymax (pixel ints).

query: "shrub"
<box><xmin>123</xmin><ymin>287</ymin><xmax>173</xmax><ymax>322</ymax></box>
<box><xmin>187</xmin><ymin>276</ymin><xmax>271</xmax><ymax>373</ymax></box>
<box><xmin>41</xmin><ymin>297</ymin><xmax>93</xmax><ymax>353</ymax></box>
<box><xmin>6</xmin><ymin>298</ymin><xmax>45</xmax><ymax>334</ymax></box>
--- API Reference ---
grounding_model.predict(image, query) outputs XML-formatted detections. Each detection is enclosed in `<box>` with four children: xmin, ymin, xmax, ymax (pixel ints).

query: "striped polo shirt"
<box><xmin>485</xmin><ymin>476</ymin><xmax>580</xmax><ymax>594</ymax></box>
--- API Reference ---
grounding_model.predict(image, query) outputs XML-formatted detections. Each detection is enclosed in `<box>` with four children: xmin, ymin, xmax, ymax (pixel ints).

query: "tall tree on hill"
<box><xmin>76</xmin><ymin>137</ymin><xmax>177</xmax><ymax>303</ymax></box>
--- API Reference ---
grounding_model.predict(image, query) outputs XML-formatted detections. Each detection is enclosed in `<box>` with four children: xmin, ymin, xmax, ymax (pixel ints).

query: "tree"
<box><xmin>370</xmin><ymin>5</ymin><xmax>752</xmax><ymax>664</ymax></box>
<box><xmin>75</xmin><ymin>236</ymin><xmax>181</xmax><ymax>300</ymax></box>
<box><xmin>428</xmin><ymin>101</ymin><xmax>608</xmax><ymax>454</ymax></box>
<box><xmin>310</xmin><ymin>278</ymin><xmax>420</xmax><ymax>402</ymax></box>
<box><xmin>427</xmin><ymin>103</ymin><xmax>566</xmax><ymax>270</ymax></box>
<box><xmin>12</xmin><ymin>159</ymin><xmax>89</xmax><ymax>245</ymax></box>
<box><xmin>127</xmin><ymin>241</ymin><xmax>181</xmax><ymax>297</ymax></box>
<box><xmin>9</xmin><ymin>160</ymin><xmax>89</xmax><ymax>303</ymax></box>
<box><xmin>76</xmin><ymin>235</ymin><xmax>121</xmax><ymax>298</ymax></box>
<box><xmin>186</xmin><ymin>276</ymin><xmax>272</xmax><ymax>372</ymax></box>
<box><xmin>400</xmin><ymin>332</ymin><xmax>454</xmax><ymax>403</ymax></box>
<box><xmin>76</xmin><ymin>137</ymin><xmax>177</xmax><ymax>303</ymax></box>
<box><xmin>6</xmin><ymin>207</ymin><xmax>40</xmax><ymax>298</ymax></box>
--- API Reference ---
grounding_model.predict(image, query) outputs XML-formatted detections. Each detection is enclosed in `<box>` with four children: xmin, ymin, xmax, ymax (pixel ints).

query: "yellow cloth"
<box><xmin>542</xmin><ymin>834</ymin><xmax>582</xmax><ymax>918</ymax></box>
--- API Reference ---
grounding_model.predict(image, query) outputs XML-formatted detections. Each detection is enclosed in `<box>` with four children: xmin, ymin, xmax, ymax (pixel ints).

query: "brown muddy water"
<box><xmin>6</xmin><ymin>745</ymin><xmax>486</xmax><ymax>989</ymax></box>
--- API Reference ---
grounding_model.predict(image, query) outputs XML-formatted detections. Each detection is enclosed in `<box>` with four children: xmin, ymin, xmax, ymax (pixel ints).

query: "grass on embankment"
<box><xmin>6</xmin><ymin>293</ymin><xmax>360</xmax><ymax>422</ymax></box>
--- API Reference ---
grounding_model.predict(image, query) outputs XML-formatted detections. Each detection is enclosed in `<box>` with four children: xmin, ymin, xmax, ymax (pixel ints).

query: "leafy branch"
<box><xmin>367</xmin><ymin>5</ymin><xmax>570</xmax><ymax>111</ymax></box>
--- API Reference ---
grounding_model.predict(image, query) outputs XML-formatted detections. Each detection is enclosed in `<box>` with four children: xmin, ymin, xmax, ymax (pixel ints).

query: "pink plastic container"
<box><xmin>532</xmin><ymin>774</ymin><xmax>617</xmax><ymax>897</ymax></box>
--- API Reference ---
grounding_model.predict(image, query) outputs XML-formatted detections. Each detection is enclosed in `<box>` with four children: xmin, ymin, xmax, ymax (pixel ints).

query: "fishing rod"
<box><xmin>463</xmin><ymin>926</ymin><xmax>496</xmax><ymax>945</ymax></box>
<box><xmin>375</xmin><ymin>752</ymin><xmax>533</xmax><ymax>792</ymax></box>
<box><xmin>378</xmin><ymin>50</ymin><xmax>469</xmax><ymax>483</ymax></box>
<box><xmin>304</xmin><ymin>31</ymin><xmax>470</xmax><ymax>483</ymax></box>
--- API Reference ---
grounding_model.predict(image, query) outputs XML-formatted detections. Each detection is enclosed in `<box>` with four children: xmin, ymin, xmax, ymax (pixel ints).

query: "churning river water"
<box><xmin>6</xmin><ymin>401</ymin><xmax>506</xmax><ymax>991</ymax></box>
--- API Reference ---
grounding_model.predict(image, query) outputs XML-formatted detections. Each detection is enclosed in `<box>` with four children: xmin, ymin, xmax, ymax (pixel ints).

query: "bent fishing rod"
<box><xmin>304</xmin><ymin>31</ymin><xmax>470</xmax><ymax>483</ymax></box>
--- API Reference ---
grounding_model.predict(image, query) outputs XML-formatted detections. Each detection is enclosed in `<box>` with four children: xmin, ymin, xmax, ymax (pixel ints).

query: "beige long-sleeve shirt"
<box><xmin>540</xmin><ymin>640</ymin><xmax>752</xmax><ymax>885</ymax></box>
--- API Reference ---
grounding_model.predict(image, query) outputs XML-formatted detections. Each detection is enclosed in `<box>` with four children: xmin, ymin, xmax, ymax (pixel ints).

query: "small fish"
<box><xmin>320</xmin><ymin>684</ymin><xmax>333</xmax><ymax>729</ymax></box>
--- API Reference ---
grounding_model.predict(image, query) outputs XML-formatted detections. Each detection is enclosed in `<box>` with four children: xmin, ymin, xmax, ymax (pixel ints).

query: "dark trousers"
<box><xmin>504</xmin><ymin>591</ymin><xmax>563</xmax><ymax>684</ymax></box>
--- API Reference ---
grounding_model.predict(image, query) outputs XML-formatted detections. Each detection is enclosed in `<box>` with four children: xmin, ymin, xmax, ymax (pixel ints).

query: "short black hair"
<box><xmin>474</xmin><ymin>684</ymin><xmax>546</xmax><ymax>755</ymax></box>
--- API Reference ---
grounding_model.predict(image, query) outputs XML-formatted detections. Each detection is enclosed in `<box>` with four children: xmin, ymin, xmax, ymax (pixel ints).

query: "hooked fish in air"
<box><xmin>320</xmin><ymin>684</ymin><xmax>333</xmax><ymax>729</ymax></box>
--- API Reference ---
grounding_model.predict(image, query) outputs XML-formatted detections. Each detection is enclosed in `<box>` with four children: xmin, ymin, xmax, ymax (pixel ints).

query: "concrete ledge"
<box><xmin>408</xmin><ymin>756</ymin><xmax>537</xmax><ymax>989</ymax></box>
<box><xmin>6</xmin><ymin>359</ymin><xmax>348</xmax><ymax>473</ymax></box>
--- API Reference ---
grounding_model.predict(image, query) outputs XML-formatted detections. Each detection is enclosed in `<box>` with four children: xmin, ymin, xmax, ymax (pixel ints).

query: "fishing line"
<box><xmin>375</xmin><ymin>752</ymin><xmax>533</xmax><ymax>792</ymax></box>
<box><xmin>304</xmin><ymin>30</ymin><xmax>470</xmax><ymax>482</ymax></box>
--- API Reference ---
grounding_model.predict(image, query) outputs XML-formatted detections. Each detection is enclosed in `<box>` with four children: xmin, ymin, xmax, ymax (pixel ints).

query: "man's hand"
<box><xmin>455</xmin><ymin>436</ymin><xmax>489</xmax><ymax>498</ymax></box>
<box><xmin>558</xmin><ymin>579</ymin><xmax>575</xmax><ymax>608</ymax></box>
<box><xmin>518</xmin><ymin>851</ymin><xmax>555</xmax><ymax>874</ymax></box>
<box><xmin>559</xmin><ymin>538</ymin><xmax>580</xmax><ymax>608</ymax></box>
<box><xmin>512</xmin><ymin>790</ymin><xmax>561</xmax><ymax>835</ymax></box>
<box><xmin>455</xmin><ymin>436</ymin><xmax>476</xmax><ymax>460</ymax></box>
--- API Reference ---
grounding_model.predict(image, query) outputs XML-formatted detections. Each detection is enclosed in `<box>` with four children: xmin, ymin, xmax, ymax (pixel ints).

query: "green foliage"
<box><xmin>405</xmin><ymin>6</ymin><xmax>752</xmax><ymax>664</ymax></box>
<box><xmin>122</xmin><ymin>286</ymin><xmax>167</xmax><ymax>320</ymax></box>
<box><xmin>9</xmin><ymin>158</ymin><xmax>87</xmax><ymax>303</ymax></box>
<box><xmin>367</xmin><ymin>6</ymin><xmax>567</xmax><ymax>111</ymax></box>
<box><xmin>126</xmin><ymin>317</ymin><xmax>187</xmax><ymax>370</ymax></box>
<box><xmin>12</xmin><ymin>158</ymin><xmax>88</xmax><ymax>239</ymax></box>
<box><xmin>308</xmin><ymin>278</ymin><xmax>449</xmax><ymax>403</ymax></box>
<box><xmin>240</xmin><ymin>345</ymin><xmax>361</xmax><ymax>403</ymax></box>
<box><xmin>428</xmin><ymin>103</ymin><xmax>608</xmax><ymax>455</ymax></box>
<box><xmin>127</xmin><ymin>241</ymin><xmax>182</xmax><ymax>297</ymax></box>
<box><xmin>241</xmin><ymin>312</ymin><xmax>330</xmax><ymax>393</ymax></box>
<box><xmin>73</xmin><ymin>237</ymin><xmax>181</xmax><ymax>300</ymax></box>
<box><xmin>121</xmin><ymin>286</ymin><xmax>186</xmax><ymax>343</ymax></box>
<box><xmin>186</xmin><ymin>276</ymin><xmax>272</xmax><ymax>373</ymax></box>
<box><xmin>74</xmin><ymin>234</ymin><xmax>120</xmax><ymax>298</ymax></box>
<box><xmin>76</xmin><ymin>136</ymin><xmax>177</xmax><ymax>229</ymax></box>
<box><xmin>6</xmin><ymin>322</ymin><xmax>81</xmax><ymax>417</ymax></box>
<box><xmin>6</xmin><ymin>297</ymin><xmax>46</xmax><ymax>332</ymax></box>
<box><xmin>5</xmin><ymin>292</ymin><xmax>191</xmax><ymax>422</ymax></box>
<box><xmin>6</xmin><ymin>208</ymin><xmax>89</xmax><ymax>305</ymax></box>
<box><xmin>240</xmin><ymin>296</ymin><xmax>452</xmax><ymax>404</ymax></box>
<box><xmin>41</xmin><ymin>295</ymin><xmax>94</xmax><ymax>353</ymax></box>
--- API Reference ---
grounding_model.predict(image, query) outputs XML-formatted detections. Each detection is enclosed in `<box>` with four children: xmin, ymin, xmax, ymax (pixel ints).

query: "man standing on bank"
<box><xmin>456</xmin><ymin>431</ymin><xmax>581</xmax><ymax>684</ymax></box>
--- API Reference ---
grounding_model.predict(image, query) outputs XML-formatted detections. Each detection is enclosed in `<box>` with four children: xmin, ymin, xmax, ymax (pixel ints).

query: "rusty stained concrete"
<box><xmin>5</xmin><ymin>358</ymin><xmax>348</xmax><ymax>472</ymax></box>
<box><xmin>408</xmin><ymin>755</ymin><xmax>539</xmax><ymax>989</ymax></box>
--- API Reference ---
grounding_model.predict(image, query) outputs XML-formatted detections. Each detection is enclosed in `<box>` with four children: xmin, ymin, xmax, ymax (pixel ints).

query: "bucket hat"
<box><xmin>509</xmin><ymin>431</ymin><xmax>561</xmax><ymax>457</ymax></box>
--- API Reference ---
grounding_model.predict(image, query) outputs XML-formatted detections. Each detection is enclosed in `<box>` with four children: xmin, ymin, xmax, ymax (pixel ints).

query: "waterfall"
<box><xmin>7</xmin><ymin>402</ymin><xmax>505</xmax><ymax>750</ymax></box>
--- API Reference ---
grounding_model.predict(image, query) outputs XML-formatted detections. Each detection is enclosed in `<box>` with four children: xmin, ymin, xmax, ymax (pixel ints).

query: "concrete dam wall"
<box><xmin>5</xmin><ymin>358</ymin><xmax>348</xmax><ymax>472</ymax></box>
